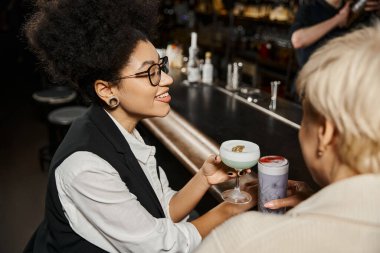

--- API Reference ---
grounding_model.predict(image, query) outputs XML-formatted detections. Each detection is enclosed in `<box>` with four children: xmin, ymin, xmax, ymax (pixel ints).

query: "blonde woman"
<box><xmin>195</xmin><ymin>22</ymin><xmax>380</xmax><ymax>253</ymax></box>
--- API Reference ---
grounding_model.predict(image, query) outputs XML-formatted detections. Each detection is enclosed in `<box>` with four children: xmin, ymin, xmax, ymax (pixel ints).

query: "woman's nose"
<box><xmin>159</xmin><ymin>72</ymin><xmax>173</xmax><ymax>87</ymax></box>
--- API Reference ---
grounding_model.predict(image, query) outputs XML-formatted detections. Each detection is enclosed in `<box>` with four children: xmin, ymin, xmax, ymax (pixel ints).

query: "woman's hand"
<box><xmin>264</xmin><ymin>180</ymin><xmax>314</xmax><ymax>210</ymax></box>
<box><xmin>365</xmin><ymin>0</ymin><xmax>380</xmax><ymax>12</ymax></box>
<box><xmin>241</xmin><ymin>179</ymin><xmax>259</xmax><ymax>206</ymax></box>
<box><xmin>336</xmin><ymin>2</ymin><xmax>351</xmax><ymax>28</ymax></box>
<box><xmin>222</xmin><ymin>179</ymin><xmax>259</xmax><ymax>216</ymax></box>
<box><xmin>200</xmin><ymin>154</ymin><xmax>251</xmax><ymax>186</ymax></box>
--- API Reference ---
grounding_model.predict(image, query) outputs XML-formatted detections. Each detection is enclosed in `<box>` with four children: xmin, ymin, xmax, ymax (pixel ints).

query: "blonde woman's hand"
<box><xmin>263</xmin><ymin>180</ymin><xmax>314</xmax><ymax>210</ymax></box>
<box><xmin>200</xmin><ymin>154</ymin><xmax>251</xmax><ymax>185</ymax></box>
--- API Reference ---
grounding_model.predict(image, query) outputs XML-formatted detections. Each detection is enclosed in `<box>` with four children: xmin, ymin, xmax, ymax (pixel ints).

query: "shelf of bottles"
<box><xmin>158</xmin><ymin>0</ymin><xmax>300</xmax><ymax>98</ymax></box>
<box><xmin>196</xmin><ymin>0</ymin><xmax>298</xmax><ymax>24</ymax></box>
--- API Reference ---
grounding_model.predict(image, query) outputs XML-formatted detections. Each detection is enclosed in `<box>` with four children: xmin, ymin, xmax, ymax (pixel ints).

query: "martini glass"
<box><xmin>219</xmin><ymin>140</ymin><xmax>260</xmax><ymax>204</ymax></box>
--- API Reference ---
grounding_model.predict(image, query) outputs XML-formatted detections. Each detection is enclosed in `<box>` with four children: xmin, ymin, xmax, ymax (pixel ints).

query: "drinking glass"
<box><xmin>219</xmin><ymin>140</ymin><xmax>260</xmax><ymax>204</ymax></box>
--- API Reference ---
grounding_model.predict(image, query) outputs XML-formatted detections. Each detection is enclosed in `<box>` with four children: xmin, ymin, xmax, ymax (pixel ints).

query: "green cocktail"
<box><xmin>219</xmin><ymin>140</ymin><xmax>260</xmax><ymax>204</ymax></box>
<box><xmin>221</xmin><ymin>157</ymin><xmax>259</xmax><ymax>171</ymax></box>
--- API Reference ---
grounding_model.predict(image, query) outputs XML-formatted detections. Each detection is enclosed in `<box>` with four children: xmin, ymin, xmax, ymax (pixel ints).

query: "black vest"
<box><xmin>24</xmin><ymin>104</ymin><xmax>165</xmax><ymax>253</ymax></box>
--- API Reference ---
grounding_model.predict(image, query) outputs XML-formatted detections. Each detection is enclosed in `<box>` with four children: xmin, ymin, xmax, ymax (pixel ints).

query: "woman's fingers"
<box><xmin>287</xmin><ymin>180</ymin><xmax>313</xmax><ymax>194</ymax></box>
<box><xmin>227</xmin><ymin>168</ymin><xmax>253</xmax><ymax>177</ymax></box>
<box><xmin>287</xmin><ymin>179</ymin><xmax>305</xmax><ymax>188</ymax></box>
<box><xmin>237</xmin><ymin>169</ymin><xmax>252</xmax><ymax>176</ymax></box>
<box><xmin>264</xmin><ymin>195</ymin><xmax>303</xmax><ymax>209</ymax></box>
<box><xmin>365</xmin><ymin>0</ymin><xmax>380</xmax><ymax>11</ymax></box>
<box><xmin>244</xmin><ymin>179</ymin><xmax>258</xmax><ymax>188</ymax></box>
<box><xmin>207</xmin><ymin>154</ymin><xmax>220</xmax><ymax>164</ymax></box>
<box><xmin>242</xmin><ymin>181</ymin><xmax>259</xmax><ymax>204</ymax></box>
<box><xmin>263</xmin><ymin>180</ymin><xmax>314</xmax><ymax>209</ymax></box>
<box><xmin>286</xmin><ymin>188</ymin><xmax>296</xmax><ymax>196</ymax></box>
<box><xmin>227</xmin><ymin>171</ymin><xmax>236</xmax><ymax>177</ymax></box>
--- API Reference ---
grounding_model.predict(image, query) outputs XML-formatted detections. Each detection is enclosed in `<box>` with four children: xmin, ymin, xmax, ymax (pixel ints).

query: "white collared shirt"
<box><xmin>55</xmin><ymin>113</ymin><xmax>201</xmax><ymax>253</ymax></box>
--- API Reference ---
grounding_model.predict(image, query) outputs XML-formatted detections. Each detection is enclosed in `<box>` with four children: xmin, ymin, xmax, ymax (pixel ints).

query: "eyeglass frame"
<box><xmin>110</xmin><ymin>56</ymin><xmax>169</xmax><ymax>87</ymax></box>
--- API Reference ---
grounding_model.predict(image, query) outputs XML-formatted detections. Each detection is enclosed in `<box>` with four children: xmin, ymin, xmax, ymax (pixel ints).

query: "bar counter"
<box><xmin>142</xmin><ymin>72</ymin><xmax>319</xmax><ymax>202</ymax></box>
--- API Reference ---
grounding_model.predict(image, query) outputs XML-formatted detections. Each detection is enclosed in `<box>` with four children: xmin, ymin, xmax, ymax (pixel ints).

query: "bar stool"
<box><xmin>39</xmin><ymin>105</ymin><xmax>88</xmax><ymax>171</ymax></box>
<box><xmin>32</xmin><ymin>86</ymin><xmax>77</xmax><ymax>121</ymax></box>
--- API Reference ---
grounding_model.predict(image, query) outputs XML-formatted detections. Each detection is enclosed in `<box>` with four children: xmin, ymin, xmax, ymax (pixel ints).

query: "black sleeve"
<box><xmin>289</xmin><ymin>4</ymin><xmax>310</xmax><ymax>36</ymax></box>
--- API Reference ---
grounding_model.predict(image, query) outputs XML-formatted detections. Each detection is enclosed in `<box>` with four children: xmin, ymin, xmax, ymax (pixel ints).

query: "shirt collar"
<box><xmin>104</xmin><ymin>110</ymin><xmax>154</xmax><ymax>164</ymax></box>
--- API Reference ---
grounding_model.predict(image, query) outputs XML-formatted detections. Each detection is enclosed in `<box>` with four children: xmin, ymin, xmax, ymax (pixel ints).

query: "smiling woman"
<box><xmin>22</xmin><ymin>1</ymin><xmax>255</xmax><ymax>252</ymax></box>
<box><xmin>95</xmin><ymin>40</ymin><xmax>174</xmax><ymax>128</ymax></box>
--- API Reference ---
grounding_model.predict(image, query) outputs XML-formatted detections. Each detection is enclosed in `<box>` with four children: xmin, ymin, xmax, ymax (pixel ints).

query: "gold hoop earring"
<box><xmin>108</xmin><ymin>96</ymin><xmax>119</xmax><ymax>109</ymax></box>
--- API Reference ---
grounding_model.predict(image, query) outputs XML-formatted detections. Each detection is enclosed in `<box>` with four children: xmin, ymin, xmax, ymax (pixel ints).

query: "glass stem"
<box><xmin>234</xmin><ymin>171</ymin><xmax>241</xmax><ymax>192</ymax></box>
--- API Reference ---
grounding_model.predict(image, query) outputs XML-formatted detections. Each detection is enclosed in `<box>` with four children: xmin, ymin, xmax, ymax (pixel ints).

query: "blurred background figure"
<box><xmin>290</xmin><ymin>0</ymin><xmax>380</xmax><ymax>68</ymax></box>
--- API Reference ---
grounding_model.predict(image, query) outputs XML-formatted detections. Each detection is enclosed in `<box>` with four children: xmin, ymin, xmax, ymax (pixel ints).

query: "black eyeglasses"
<box><xmin>111</xmin><ymin>56</ymin><xmax>169</xmax><ymax>87</ymax></box>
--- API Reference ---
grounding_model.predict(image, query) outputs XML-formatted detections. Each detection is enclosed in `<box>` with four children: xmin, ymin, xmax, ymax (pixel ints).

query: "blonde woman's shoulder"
<box><xmin>194</xmin><ymin>211</ymin><xmax>290</xmax><ymax>253</ymax></box>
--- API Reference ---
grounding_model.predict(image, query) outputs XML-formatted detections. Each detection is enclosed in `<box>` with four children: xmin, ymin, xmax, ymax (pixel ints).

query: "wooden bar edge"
<box><xmin>142</xmin><ymin>110</ymin><xmax>256</xmax><ymax>202</ymax></box>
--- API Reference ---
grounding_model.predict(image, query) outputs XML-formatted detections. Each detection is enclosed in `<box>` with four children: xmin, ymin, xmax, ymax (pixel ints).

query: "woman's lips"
<box><xmin>155</xmin><ymin>92</ymin><xmax>171</xmax><ymax>103</ymax></box>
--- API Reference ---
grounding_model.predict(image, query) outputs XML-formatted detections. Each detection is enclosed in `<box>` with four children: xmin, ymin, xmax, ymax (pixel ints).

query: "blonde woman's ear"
<box><xmin>317</xmin><ymin>118</ymin><xmax>335</xmax><ymax>155</ymax></box>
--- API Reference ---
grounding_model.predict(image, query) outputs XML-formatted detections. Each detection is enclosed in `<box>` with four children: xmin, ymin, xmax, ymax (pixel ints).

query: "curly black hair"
<box><xmin>23</xmin><ymin>0</ymin><xmax>160</xmax><ymax>104</ymax></box>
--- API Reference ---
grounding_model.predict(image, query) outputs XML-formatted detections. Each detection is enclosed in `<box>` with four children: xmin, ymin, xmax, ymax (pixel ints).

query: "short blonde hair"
<box><xmin>297</xmin><ymin>21</ymin><xmax>380</xmax><ymax>174</ymax></box>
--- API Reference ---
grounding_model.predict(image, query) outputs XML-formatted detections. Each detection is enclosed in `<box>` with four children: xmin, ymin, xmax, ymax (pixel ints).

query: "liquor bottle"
<box><xmin>347</xmin><ymin>0</ymin><xmax>367</xmax><ymax>26</ymax></box>
<box><xmin>202</xmin><ymin>51</ymin><xmax>213</xmax><ymax>85</ymax></box>
<box><xmin>187</xmin><ymin>32</ymin><xmax>201</xmax><ymax>85</ymax></box>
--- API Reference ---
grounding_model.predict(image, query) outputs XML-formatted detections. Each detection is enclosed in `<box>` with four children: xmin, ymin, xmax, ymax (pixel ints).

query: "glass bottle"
<box><xmin>202</xmin><ymin>52</ymin><xmax>213</xmax><ymax>85</ymax></box>
<box><xmin>187</xmin><ymin>32</ymin><xmax>201</xmax><ymax>84</ymax></box>
<box><xmin>347</xmin><ymin>0</ymin><xmax>367</xmax><ymax>26</ymax></box>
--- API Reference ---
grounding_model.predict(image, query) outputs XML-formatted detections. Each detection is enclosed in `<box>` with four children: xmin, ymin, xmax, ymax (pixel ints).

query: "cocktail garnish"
<box><xmin>232</xmin><ymin>145</ymin><xmax>245</xmax><ymax>152</ymax></box>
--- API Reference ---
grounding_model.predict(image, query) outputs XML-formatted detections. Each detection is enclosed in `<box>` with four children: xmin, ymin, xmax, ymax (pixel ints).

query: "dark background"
<box><xmin>1</xmin><ymin>2</ymin><xmax>56</xmax><ymax>252</ymax></box>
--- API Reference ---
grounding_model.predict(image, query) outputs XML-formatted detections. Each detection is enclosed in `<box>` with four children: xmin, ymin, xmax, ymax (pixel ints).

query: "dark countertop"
<box><xmin>230</xmin><ymin>86</ymin><xmax>303</xmax><ymax>126</ymax></box>
<box><xmin>168</xmin><ymin>77</ymin><xmax>319</xmax><ymax>190</ymax></box>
